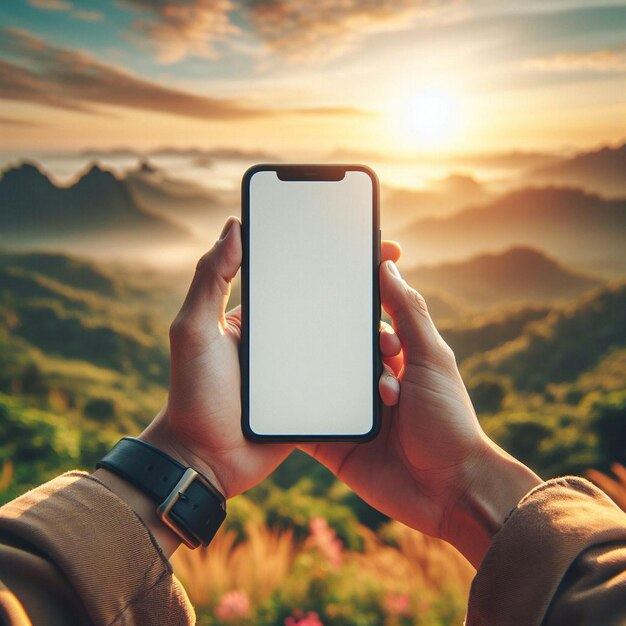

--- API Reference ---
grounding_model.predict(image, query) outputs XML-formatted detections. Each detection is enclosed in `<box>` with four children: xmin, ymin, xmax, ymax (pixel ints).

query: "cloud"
<box><xmin>27</xmin><ymin>0</ymin><xmax>72</xmax><ymax>10</ymax></box>
<box><xmin>0</xmin><ymin>28</ymin><xmax>367</xmax><ymax>121</ymax></box>
<box><xmin>27</xmin><ymin>0</ymin><xmax>105</xmax><ymax>22</ymax></box>
<box><xmin>525</xmin><ymin>44</ymin><xmax>626</xmax><ymax>73</ymax></box>
<box><xmin>73</xmin><ymin>10</ymin><xmax>105</xmax><ymax>21</ymax></box>
<box><xmin>0</xmin><ymin>115</ymin><xmax>44</xmax><ymax>127</ymax></box>
<box><xmin>119</xmin><ymin>0</ymin><xmax>459</xmax><ymax>64</ymax></box>
<box><xmin>121</xmin><ymin>0</ymin><xmax>239</xmax><ymax>63</ymax></box>
<box><xmin>245</xmin><ymin>0</ymin><xmax>460</xmax><ymax>62</ymax></box>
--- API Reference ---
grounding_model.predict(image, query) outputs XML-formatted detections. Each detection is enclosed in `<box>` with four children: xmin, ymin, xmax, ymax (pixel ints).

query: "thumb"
<box><xmin>380</xmin><ymin>260</ymin><xmax>449</xmax><ymax>365</ymax></box>
<box><xmin>181</xmin><ymin>216</ymin><xmax>242</xmax><ymax>324</ymax></box>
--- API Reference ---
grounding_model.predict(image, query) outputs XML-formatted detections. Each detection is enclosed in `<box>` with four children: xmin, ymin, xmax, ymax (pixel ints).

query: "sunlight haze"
<box><xmin>0</xmin><ymin>1</ymin><xmax>624</xmax><ymax>155</ymax></box>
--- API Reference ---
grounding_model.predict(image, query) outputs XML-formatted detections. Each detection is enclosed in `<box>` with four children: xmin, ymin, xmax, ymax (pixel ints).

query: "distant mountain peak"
<box><xmin>8</xmin><ymin>161</ymin><xmax>44</xmax><ymax>175</ymax></box>
<box><xmin>404</xmin><ymin>245</ymin><xmax>602</xmax><ymax>309</ymax></box>
<box><xmin>0</xmin><ymin>161</ymin><xmax>53</xmax><ymax>186</ymax></box>
<box><xmin>136</xmin><ymin>159</ymin><xmax>158</xmax><ymax>175</ymax></box>
<box><xmin>0</xmin><ymin>157</ymin><xmax>191</xmax><ymax>249</ymax></box>
<box><xmin>78</xmin><ymin>162</ymin><xmax>118</xmax><ymax>183</ymax></box>
<box><xmin>419</xmin><ymin>245</ymin><xmax>560</xmax><ymax>272</ymax></box>
<box><xmin>529</xmin><ymin>141</ymin><xmax>626</xmax><ymax>197</ymax></box>
<box><xmin>501</xmin><ymin>185</ymin><xmax>595</xmax><ymax>202</ymax></box>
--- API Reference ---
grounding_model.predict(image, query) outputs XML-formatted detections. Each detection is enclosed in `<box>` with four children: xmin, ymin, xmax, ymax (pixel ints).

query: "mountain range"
<box><xmin>0</xmin><ymin>163</ymin><xmax>191</xmax><ymax>253</ymax></box>
<box><xmin>124</xmin><ymin>161</ymin><xmax>233</xmax><ymax>237</ymax></box>
<box><xmin>395</xmin><ymin>187</ymin><xmax>626</xmax><ymax>275</ymax></box>
<box><xmin>529</xmin><ymin>142</ymin><xmax>626</xmax><ymax>197</ymax></box>
<box><xmin>79</xmin><ymin>146</ymin><xmax>278</xmax><ymax>162</ymax></box>
<box><xmin>382</xmin><ymin>174</ymin><xmax>489</xmax><ymax>227</ymax></box>
<box><xmin>404</xmin><ymin>246</ymin><xmax>602</xmax><ymax>309</ymax></box>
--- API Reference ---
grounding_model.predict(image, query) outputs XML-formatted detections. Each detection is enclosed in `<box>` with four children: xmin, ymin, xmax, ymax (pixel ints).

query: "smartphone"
<box><xmin>241</xmin><ymin>164</ymin><xmax>381</xmax><ymax>442</ymax></box>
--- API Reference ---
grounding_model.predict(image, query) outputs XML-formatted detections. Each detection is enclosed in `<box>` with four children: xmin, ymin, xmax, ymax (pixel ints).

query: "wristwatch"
<box><xmin>96</xmin><ymin>437</ymin><xmax>226</xmax><ymax>549</ymax></box>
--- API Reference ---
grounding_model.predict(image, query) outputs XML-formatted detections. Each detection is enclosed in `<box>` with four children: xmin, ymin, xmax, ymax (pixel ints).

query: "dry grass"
<box><xmin>353</xmin><ymin>522</ymin><xmax>474</xmax><ymax>598</ymax></box>
<box><xmin>172</xmin><ymin>518</ymin><xmax>474</xmax><ymax>615</ymax></box>
<box><xmin>586</xmin><ymin>463</ymin><xmax>626</xmax><ymax>512</ymax></box>
<box><xmin>172</xmin><ymin>523</ymin><xmax>296</xmax><ymax>606</ymax></box>
<box><xmin>0</xmin><ymin>460</ymin><xmax>14</xmax><ymax>493</ymax></box>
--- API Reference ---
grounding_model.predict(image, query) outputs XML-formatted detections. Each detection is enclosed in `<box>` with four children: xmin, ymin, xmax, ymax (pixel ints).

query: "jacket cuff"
<box><xmin>0</xmin><ymin>471</ymin><xmax>194</xmax><ymax>626</ymax></box>
<box><xmin>466</xmin><ymin>476</ymin><xmax>626</xmax><ymax>626</ymax></box>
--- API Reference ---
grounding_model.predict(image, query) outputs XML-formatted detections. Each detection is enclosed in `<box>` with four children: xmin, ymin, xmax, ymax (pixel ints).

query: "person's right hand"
<box><xmin>302</xmin><ymin>258</ymin><xmax>541</xmax><ymax>568</ymax></box>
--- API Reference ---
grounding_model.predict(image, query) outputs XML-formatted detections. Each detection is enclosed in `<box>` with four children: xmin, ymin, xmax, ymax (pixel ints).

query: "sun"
<box><xmin>388</xmin><ymin>89</ymin><xmax>461</xmax><ymax>149</ymax></box>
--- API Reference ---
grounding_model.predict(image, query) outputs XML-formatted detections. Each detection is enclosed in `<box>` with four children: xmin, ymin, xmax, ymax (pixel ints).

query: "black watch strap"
<box><xmin>96</xmin><ymin>437</ymin><xmax>226</xmax><ymax>549</ymax></box>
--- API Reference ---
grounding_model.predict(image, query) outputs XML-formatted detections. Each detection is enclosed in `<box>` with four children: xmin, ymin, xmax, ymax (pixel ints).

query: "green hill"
<box><xmin>0</xmin><ymin>251</ymin><xmax>172</xmax><ymax>445</ymax></box>
<box><xmin>464</xmin><ymin>283</ymin><xmax>626</xmax><ymax>392</ymax></box>
<box><xmin>440</xmin><ymin>305</ymin><xmax>551</xmax><ymax>363</ymax></box>
<box><xmin>0</xmin><ymin>251</ymin><xmax>121</xmax><ymax>297</ymax></box>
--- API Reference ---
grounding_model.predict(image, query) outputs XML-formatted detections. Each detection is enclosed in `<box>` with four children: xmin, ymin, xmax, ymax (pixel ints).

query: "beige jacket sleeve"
<box><xmin>0</xmin><ymin>471</ymin><xmax>194</xmax><ymax>626</ymax></box>
<box><xmin>0</xmin><ymin>473</ymin><xmax>624</xmax><ymax>626</ymax></box>
<box><xmin>466</xmin><ymin>476</ymin><xmax>626</xmax><ymax>625</ymax></box>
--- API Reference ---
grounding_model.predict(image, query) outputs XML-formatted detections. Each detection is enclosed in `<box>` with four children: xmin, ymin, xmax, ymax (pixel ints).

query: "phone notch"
<box><xmin>276</xmin><ymin>165</ymin><xmax>346</xmax><ymax>182</ymax></box>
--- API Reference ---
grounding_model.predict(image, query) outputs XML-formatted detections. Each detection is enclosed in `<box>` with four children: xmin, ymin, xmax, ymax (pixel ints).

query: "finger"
<box><xmin>383</xmin><ymin>352</ymin><xmax>404</xmax><ymax>378</ymax></box>
<box><xmin>379</xmin><ymin>364</ymin><xmax>400</xmax><ymax>406</ymax></box>
<box><xmin>382</xmin><ymin>240</ymin><xmax>402</xmax><ymax>263</ymax></box>
<box><xmin>380</xmin><ymin>260</ymin><xmax>449</xmax><ymax>364</ymax></box>
<box><xmin>180</xmin><ymin>217</ymin><xmax>242</xmax><ymax>324</ymax></box>
<box><xmin>225</xmin><ymin>304</ymin><xmax>242</xmax><ymax>338</ymax></box>
<box><xmin>380</xmin><ymin>321</ymin><xmax>401</xmax><ymax>357</ymax></box>
<box><xmin>226</xmin><ymin>304</ymin><xmax>241</xmax><ymax>320</ymax></box>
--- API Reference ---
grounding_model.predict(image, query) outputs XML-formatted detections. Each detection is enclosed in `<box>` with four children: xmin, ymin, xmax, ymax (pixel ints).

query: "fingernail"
<box><xmin>219</xmin><ymin>218</ymin><xmax>235</xmax><ymax>241</ymax></box>
<box><xmin>387</xmin><ymin>372</ymin><xmax>400</xmax><ymax>395</ymax></box>
<box><xmin>386</xmin><ymin>260</ymin><xmax>402</xmax><ymax>279</ymax></box>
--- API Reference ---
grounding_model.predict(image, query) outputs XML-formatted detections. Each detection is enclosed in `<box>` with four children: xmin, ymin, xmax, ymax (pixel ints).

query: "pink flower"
<box><xmin>385</xmin><ymin>592</ymin><xmax>411</xmax><ymax>617</ymax></box>
<box><xmin>215</xmin><ymin>590</ymin><xmax>250</xmax><ymax>622</ymax></box>
<box><xmin>306</xmin><ymin>516</ymin><xmax>343</xmax><ymax>568</ymax></box>
<box><xmin>285</xmin><ymin>609</ymin><xmax>324</xmax><ymax>626</ymax></box>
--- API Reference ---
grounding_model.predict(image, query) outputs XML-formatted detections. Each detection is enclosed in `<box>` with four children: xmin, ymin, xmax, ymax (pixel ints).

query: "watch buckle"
<box><xmin>157</xmin><ymin>467</ymin><xmax>206</xmax><ymax>549</ymax></box>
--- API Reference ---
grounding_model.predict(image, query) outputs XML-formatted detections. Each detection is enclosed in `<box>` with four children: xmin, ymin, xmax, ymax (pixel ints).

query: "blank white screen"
<box><xmin>248</xmin><ymin>170</ymin><xmax>374</xmax><ymax>436</ymax></box>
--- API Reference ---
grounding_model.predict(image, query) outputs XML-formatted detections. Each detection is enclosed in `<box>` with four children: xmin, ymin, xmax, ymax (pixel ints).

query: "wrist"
<box><xmin>95</xmin><ymin>431</ymin><xmax>228</xmax><ymax>557</ymax></box>
<box><xmin>139</xmin><ymin>411</ymin><xmax>228</xmax><ymax>499</ymax></box>
<box><xmin>443</xmin><ymin>439</ymin><xmax>542</xmax><ymax>569</ymax></box>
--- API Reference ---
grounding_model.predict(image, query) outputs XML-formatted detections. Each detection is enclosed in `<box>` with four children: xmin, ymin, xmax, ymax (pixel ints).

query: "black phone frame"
<box><xmin>240</xmin><ymin>163</ymin><xmax>382</xmax><ymax>443</ymax></box>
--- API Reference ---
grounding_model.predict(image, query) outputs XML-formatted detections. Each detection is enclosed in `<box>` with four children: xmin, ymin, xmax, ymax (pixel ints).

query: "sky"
<box><xmin>0</xmin><ymin>0</ymin><xmax>625</xmax><ymax>155</ymax></box>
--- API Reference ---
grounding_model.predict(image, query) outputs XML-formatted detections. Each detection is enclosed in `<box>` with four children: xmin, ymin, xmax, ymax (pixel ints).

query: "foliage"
<box><xmin>83</xmin><ymin>397</ymin><xmax>117</xmax><ymax>421</ymax></box>
<box><xmin>464</xmin><ymin>284</ymin><xmax>626</xmax><ymax>392</ymax></box>
<box><xmin>173</xmin><ymin>519</ymin><xmax>473</xmax><ymax>626</ymax></box>
<box><xmin>261</xmin><ymin>479</ymin><xmax>363</xmax><ymax>550</ymax></box>
<box><xmin>0</xmin><ymin>393</ymin><xmax>80</xmax><ymax>500</ymax></box>
<box><xmin>1</xmin><ymin>249</ymin><xmax>626</xmax><ymax>623</ymax></box>
<box><xmin>441</xmin><ymin>306</ymin><xmax>550</xmax><ymax>362</ymax></box>
<box><xmin>467</xmin><ymin>376</ymin><xmax>507</xmax><ymax>414</ymax></box>
<box><xmin>587</xmin><ymin>390</ymin><xmax>626</xmax><ymax>469</ymax></box>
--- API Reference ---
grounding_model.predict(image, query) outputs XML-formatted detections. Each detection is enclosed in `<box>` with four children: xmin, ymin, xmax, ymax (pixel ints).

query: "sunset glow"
<box><xmin>0</xmin><ymin>2</ymin><xmax>623</xmax><ymax>156</ymax></box>
<box><xmin>392</xmin><ymin>90</ymin><xmax>461</xmax><ymax>148</ymax></box>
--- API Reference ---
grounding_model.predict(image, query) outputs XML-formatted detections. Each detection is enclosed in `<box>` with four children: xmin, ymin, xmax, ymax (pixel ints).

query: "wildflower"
<box><xmin>214</xmin><ymin>589</ymin><xmax>250</xmax><ymax>622</ymax></box>
<box><xmin>285</xmin><ymin>609</ymin><xmax>324</xmax><ymax>626</ymax></box>
<box><xmin>385</xmin><ymin>592</ymin><xmax>411</xmax><ymax>617</ymax></box>
<box><xmin>306</xmin><ymin>516</ymin><xmax>343</xmax><ymax>568</ymax></box>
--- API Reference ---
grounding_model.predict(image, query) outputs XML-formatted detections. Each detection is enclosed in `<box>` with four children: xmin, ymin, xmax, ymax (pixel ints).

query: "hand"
<box><xmin>139</xmin><ymin>219</ymin><xmax>407</xmax><ymax>501</ymax></box>
<box><xmin>302</xmin><ymin>256</ymin><xmax>541</xmax><ymax>568</ymax></box>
